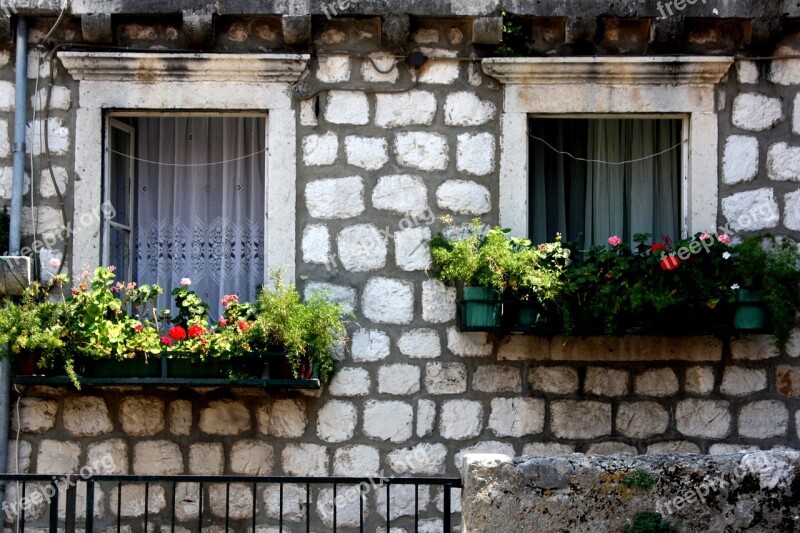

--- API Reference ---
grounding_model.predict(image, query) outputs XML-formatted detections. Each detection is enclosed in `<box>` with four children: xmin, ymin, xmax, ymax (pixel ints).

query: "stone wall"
<box><xmin>461</xmin><ymin>451</ymin><xmax>800</xmax><ymax>532</ymax></box>
<box><xmin>2</xmin><ymin>8</ymin><xmax>800</xmax><ymax>531</ymax></box>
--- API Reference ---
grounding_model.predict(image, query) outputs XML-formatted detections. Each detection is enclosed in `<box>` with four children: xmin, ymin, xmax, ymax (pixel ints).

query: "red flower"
<box><xmin>160</xmin><ymin>336</ymin><xmax>173</xmax><ymax>347</ymax></box>
<box><xmin>188</xmin><ymin>324</ymin><xmax>205</xmax><ymax>338</ymax></box>
<box><xmin>134</xmin><ymin>324</ymin><xmax>143</xmax><ymax>331</ymax></box>
<box><xmin>168</xmin><ymin>326</ymin><xmax>187</xmax><ymax>341</ymax></box>
<box><xmin>660</xmin><ymin>255</ymin><xmax>680</xmax><ymax>271</ymax></box>
<box><xmin>650</xmin><ymin>243</ymin><xmax>666</xmax><ymax>255</ymax></box>
<box><xmin>238</xmin><ymin>321</ymin><xmax>251</xmax><ymax>332</ymax></box>
<box><xmin>219</xmin><ymin>317</ymin><xmax>228</xmax><ymax>327</ymax></box>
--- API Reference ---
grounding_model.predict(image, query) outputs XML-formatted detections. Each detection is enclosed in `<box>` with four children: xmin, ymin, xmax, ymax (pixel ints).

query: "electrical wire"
<box><xmin>109</xmin><ymin>147</ymin><xmax>268</xmax><ymax>167</ymax></box>
<box><xmin>529</xmin><ymin>134</ymin><xmax>686</xmax><ymax>166</ymax></box>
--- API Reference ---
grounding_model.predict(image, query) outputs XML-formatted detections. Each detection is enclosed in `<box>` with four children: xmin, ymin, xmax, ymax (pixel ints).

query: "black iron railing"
<box><xmin>0</xmin><ymin>473</ymin><xmax>462</xmax><ymax>532</ymax></box>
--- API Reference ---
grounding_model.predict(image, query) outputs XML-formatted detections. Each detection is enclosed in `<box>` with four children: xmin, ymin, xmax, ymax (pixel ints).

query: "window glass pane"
<box><xmin>109</xmin><ymin>127</ymin><xmax>131</xmax><ymax>226</ymax></box>
<box><xmin>529</xmin><ymin>117</ymin><xmax>682</xmax><ymax>249</ymax></box>
<box><xmin>108</xmin><ymin>227</ymin><xmax>130</xmax><ymax>279</ymax></box>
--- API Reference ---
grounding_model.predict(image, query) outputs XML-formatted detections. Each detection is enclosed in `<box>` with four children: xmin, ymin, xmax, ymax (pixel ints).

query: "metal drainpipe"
<box><xmin>0</xmin><ymin>15</ymin><xmax>29</xmax><ymax>513</ymax></box>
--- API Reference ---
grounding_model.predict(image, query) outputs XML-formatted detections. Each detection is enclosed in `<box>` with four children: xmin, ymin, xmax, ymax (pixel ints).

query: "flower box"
<box><xmin>81</xmin><ymin>355</ymin><xmax>162</xmax><ymax>378</ymax></box>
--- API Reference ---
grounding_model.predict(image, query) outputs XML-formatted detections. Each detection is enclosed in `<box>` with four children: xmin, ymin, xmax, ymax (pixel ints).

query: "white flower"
<box><xmin>731</xmin><ymin>284</ymin><xmax>740</xmax><ymax>290</ymax></box>
<box><xmin>180</xmin><ymin>278</ymin><xmax>192</xmax><ymax>286</ymax></box>
<box><xmin>722</xmin><ymin>252</ymin><xmax>732</xmax><ymax>260</ymax></box>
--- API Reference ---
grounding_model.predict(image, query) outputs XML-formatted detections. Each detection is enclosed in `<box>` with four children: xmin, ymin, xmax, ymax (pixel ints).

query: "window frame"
<box><xmin>483</xmin><ymin>56</ymin><xmax>734</xmax><ymax>239</ymax></box>
<box><xmin>527</xmin><ymin>113</ymin><xmax>690</xmax><ymax>241</ymax></box>
<box><xmin>59</xmin><ymin>52</ymin><xmax>309</xmax><ymax>283</ymax></box>
<box><xmin>101</xmin><ymin>112</ymin><xmax>270</xmax><ymax>283</ymax></box>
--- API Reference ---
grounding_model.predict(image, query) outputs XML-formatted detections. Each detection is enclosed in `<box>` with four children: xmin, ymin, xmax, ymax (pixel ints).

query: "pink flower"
<box><xmin>134</xmin><ymin>324</ymin><xmax>143</xmax><ymax>331</ymax></box>
<box><xmin>221</xmin><ymin>294</ymin><xmax>239</xmax><ymax>308</ymax></box>
<box><xmin>718</xmin><ymin>233</ymin><xmax>732</xmax><ymax>245</ymax></box>
<box><xmin>160</xmin><ymin>336</ymin><xmax>173</xmax><ymax>346</ymax></box>
<box><xmin>180</xmin><ymin>278</ymin><xmax>191</xmax><ymax>286</ymax></box>
<box><xmin>608</xmin><ymin>236</ymin><xmax>622</xmax><ymax>247</ymax></box>
<box><xmin>699</xmin><ymin>233</ymin><xmax>711</xmax><ymax>241</ymax></box>
<box><xmin>48</xmin><ymin>258</ymin><xmax>60</xmax><ymax>268</ymax></box>
<box><xmin>219</xmin><ymin>317</ymin><xmax>228</xmax><ymax>327</ymax></box>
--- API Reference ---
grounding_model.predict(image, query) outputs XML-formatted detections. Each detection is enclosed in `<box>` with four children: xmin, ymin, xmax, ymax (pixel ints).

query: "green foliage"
<box><xmin>429</xmin><ymin>220</ymin><xmax>510</xmax><ymax>292</ymax></box>
<box><xmin>731</xmin><ymin>235</ymin><xmax>800</xmax><ymax>350</ymax></box>
<box><xmin>495</xmin><ymin>12</ymin><xmax>534</xmax><ymax>57</ymax></box>
<box><xmin>624</xmin><ymin>469</ymin><xmax>654</xmax><ymax>490</ymax></box>
<box><xmin>251</xmin><ymin>273</ymin><xmax>348</xmax><ymax>383</ymax></box>
<box><xmin>623</xmin><ymin>512</ymin><xmax>678</xmax><ymax>533</ymax></box>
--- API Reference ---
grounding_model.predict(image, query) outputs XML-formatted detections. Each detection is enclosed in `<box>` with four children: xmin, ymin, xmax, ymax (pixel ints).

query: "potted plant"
<box><xmin>731</xmin><ymin>235</ymin><xmax>800</xmax><ymax>349</ymax></box>
<box><xmin>429</xmin><ymin>220</ymin><xmax>509</xmax><ymax>328</ymax></box>
<box><xmin>501</xmin><ymin>234</ymin><xmax>569</xmax><ymax>329</ymax></box>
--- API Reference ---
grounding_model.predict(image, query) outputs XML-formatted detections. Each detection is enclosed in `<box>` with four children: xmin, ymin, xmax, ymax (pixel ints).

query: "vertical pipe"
<box><xmin>0</xmin><ymin>15</ymin><xmax>29</xmax><ymax>517</ymax></box>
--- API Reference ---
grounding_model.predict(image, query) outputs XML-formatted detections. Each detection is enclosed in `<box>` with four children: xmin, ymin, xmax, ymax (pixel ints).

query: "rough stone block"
<box><xmin>375</xmin><ymin>90</ymin><xmax>436</xmax><ymax>128</ymax></box>
<box><xmin>616</xmin><ymin>402</ymin><xmax>669</xmax><ymax>439</ymax></box>
<box><xmin>398</xmin><ymin>328</ymin><xmax>441</xmax><ymax>359</ymax></box>
<box><xmin>362</xmin><ymin>277</ymin><xmax>414</xmax><ymax>324</ymax></box>
<box><xmin>305</xmin><ymin>176</ymin><xmax>365</xmax><ymax>219</ymax></box>
<box><xmin>395</xmin><ymin>226</ymin><xmax>431</xmax><ymax>271</ymax></box>
<box><xmin>345</xmin><ymin>135</ymin><xmax>389</xmax><ymax>170</ymax></box>
<box><xmin>302</xmin><ymin>132</ymin><xmax>339</xmax><ymax>167</ymax></box>
<box><xmin>316</xmin><ymin>55</ymin><xmax>351</xmax><ymax>83</ymax></box>
<box><xmin>325</xmin><ymin>91</ymin><xmax>369</xmax><ymax>125</ymax></box>
<box><xmin>473</xmin><ymin>365</ymin><xmax>521</xmax><ymax>393</ymax></box>
<box><xmin>676</xmin><ymin>399</ymin><xmax>731</xmax><ymax>438</ymax></box>
<box><xmin>723</xmin><ymin>135</ymin><xmax>759</xmax><ymax>184</ymax></box>
<box><xmin>282</xmin><ymin>14</ymin><xmax>312</xmax><ymax>45</ymax></box>
<box><xmin>720</xmin><ymin>367</ymin><xmax>767</xmax><ymax>396</ymax></box>
<box><xmin>382</xmin><ymin>14</ymin><xmax>410</xmax><ymax>48</ymax></box>
<box><xmin>395</xmin><ymin>131</ymin><xmax>449</xmax><ymax>172</ymax></box>
<box><xmin>209</xmin><ymin>483</ymin><xmax>253</xmax><ymax>520</ymax></box>
<box><xmin>739</xmin><ymin>400</ymin><xmax>789</xmax><ymax>438</ymax></box>
<box><xmin>440</xmin><ymin>400</ymin><xmax>483</xmax><ymax>440</ymax></box>
<box><xmin>351</xmin><ymin>328</ymin><xmax>391</xmax><ymax>362</ymax></box>
<box><xmin>263</xmin><ymin>483</ymin><xmax>307</xmax><ymax>522</ymax></box>
<box><xmin>372</xmin><ymin>174</ymin><xmax>428</xmax><ymax>216</ymax></box>
<box><xmin>199</xmin><ymin>400</ymin><xmax>250</xmax><ymax>435</ymax></box>
<box><xmin>528</xmin><ymin>366</ymin><xmax>578</xmax><ymax>395</ymax></box>
<box><xmin>133</xmin><ymin>441</ymin><xmax>183</xmax><ymax>475</ymax></box>
<box><xmin>417</xmin><ymin>48</ymin><xmax>459</xmax><ymax>84</ymax></box>
<box><xmin>333</xmin><ymin>445</ymin><xmax>380</xmax><ymax>477</ymax></box>
<box><xmin>732</xmin><ymin>93</ymin><xmax>784</xmax><ymax>131</ymax></box>
<box><xmin>731</xmin><ymin>334</ymin><xmax>779</xmax><ymax>360</ymax></box>
<box><xmin>457</xmin><ymin>132</ymin><xmax>496</xmax><ymax>176</ymax></box>
<box><xmin>305</xmin><ymin>282</ymin><xmax>357</xmax><ymax>313</ymax></box>
<box><xmin>684</xmin><ymin>366</ymin><xmax>715</xmax><ymax>394</ymax></box>
<box><xmin>376</xmin><ymin>484</ymin><xmax>430</xmax><ymax>521</ymax></box>
<box><xmin>282</xmin><ymin>443</ymin><xmax>328</xmax><ymax>476</ymax></box>
<box><xmin>436</xmin><ymin>180</ymin><xmax>491</xmax><ymax>215</ymax></box>
<box><xmin>316</xmin><ymin>400</ymin><xmax>357</xmax><ymax>443</ymax></box>
<box><xmin>387</xmin><ymin>443</ymin><xmax>448</xmax><ymax>475</ymax></box>
<box><xmin>37</xmin><ymin>440</ymin><xmax>80</xmax><ymax>474</ymax></box>
<box><xmin>447</xmin><ymin>327</ymin><xmax>492</xmax><ymax>357</ymax></box>
<box><xmin>737</xmin><ymin>61</ymin><xmax>759</xmax><ymax>84</ymax></box>
<box><xmin>635</xmin><ymin>368</ymin><xmax>679</xmax><ymax>397</ymax></box>
<box><xmin>445</xmin><ymin>92</ymin><xmax>496</xmax><ymax>126</ymax></box>
<box><xmin>378</xmin><ymin>364</ymin><xmax>421</xmax><ymax>395</ymax></box>
<box><xmin>81</xmin><ymin>13</ymin><xmax>112</xmax><ymax>43</ymax></box>
<box><xmin>189</xmin><ymin>443</ymin><xmax>223</xmax><ymax>475</ymax></box>
<box><xmin>425</xmin><ymin>362</ymin><xmax>467</xmax><ymax>395</ymax></box>
<box><xmin>522</xmin><ymin>442</ymin><xmax>575</xmax><ymax>456</ymax></box>
<box><xmin>182</xmin><ymin>11</ymin><xmax>214</xmax><ymax>48</ymax></box>
<box><xmin>120</xmin><ymin>396</ymin><xmax>165</xmax><ymax>436</ymax></box>
<box><xmin>587</xmin><ymin>442</ymin><xmax>638</xmax><ymax>455</ymax></box>
<box><xmin>337</xmin><ymin>224</ymin><xmax>387</xmax><ymax>272</ymax></box>
<box><xmin>767</xmin><ymin>142</ymin><xmax>800</xmax><ymax>181</ymax></box>
<box><xmin>785</xmin><ymin>190</ymin><xmax>800</xmax><ymax>231</ymax></box>
<box><xmin>230</xmin><ymin>440</ymin><xmax>274</xmax><ymax>475</ymax></box>
<box><xmin>777</xmin><ymin>365</ymin><xmax>800</xmax><ymax>398</ymax></box>
<box><xmin>263</xmin><ymin>398</ymin><xmax>307</xmax><ymax>438</ymax></box>
<box><xmin>362</xmin><ymin>52</ymin><xmax>400</xmax><ymax>83</ymax></box>
<box><xmin>63</xmin><ymin>396</ymin><xmax>113</xmax><ymax>436</ymax></box>
<box><xmin>455</xmin><ymin>442</ymin><xmax>515</xmax><ymax>469</ymax></box>
<box><xmin>110</xmin><ymin>484</ymin><xmax>166</xmax><ymax>517</ymax></box>
<box><xmin>422</xmin><ymin>280</ymin><xmax>456</xmax><ymax>323</ymax></box>
<box><xmin>26</xmin><ymin>117</ymin><xmax>69</xmax><ymax>156</ymax></box>
<box><xmin>363</xmin><ymin>400</ymin><xmax>413</xmax><ymax>443</ymax></box>
<box><xmin>473</xmin><ymin>16</ymin><xmax>503</xmax><ymax>44</ymax></box>
<box><xmin>550</xmin><ymin>401</ymin><xmax>611</xmax><ymax>439</ymax></box>
<box><xmin>11</xmin><ymin>397</ymin><xmax>56</xmax><ymax>433</ymax></box>
<box><xmin>584</xmin><ymin>367</ymin><xmax>629</xmax><ymax>396</ymax></box>
<box><xmin>301</xmin><ymin>224</ymin><xmax>331</xmax><ymax>265</ymax></box>
<box><xmin>328</xmin><ymin>367</ymin><xmax>371</xmax><ymax>396</ymax></box>
<box><xmin>417</xmin><ymin>399</ymin><xmax>436</xmax><ymax>437</ymax></box>
<box><xmin>169</xmin><ymin>399</ymin><xmax>192</xmax><ymax>436</ymax></box>
<box><xmin>488</xmin><ymin>398</ymin><xmax>545</xmax><ymax>437</ymax></box>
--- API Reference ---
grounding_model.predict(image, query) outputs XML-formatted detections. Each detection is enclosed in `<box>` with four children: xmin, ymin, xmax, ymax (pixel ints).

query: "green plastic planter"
<box><xmin>462</xmin><ymin>286</ymin><xmax>501</xmax><ymax>328</ymax></box>
<box><xmin>84</xmin><ymin>355</ymin><xmax>162</xmax><ymax>378</ymax></box>
<box><xmin>167</xmin><ymin>358</ymin><xmax>227</xmax><ymax>379</ymax></box>
<box><xmin>733</xmin><ymin>289</ymin><xmax>768</xmax><ymax>330</ymax></box>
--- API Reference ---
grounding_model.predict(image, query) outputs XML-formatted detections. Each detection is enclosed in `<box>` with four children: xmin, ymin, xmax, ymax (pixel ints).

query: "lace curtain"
<box><xmin>530</xmin><ymin>118</ymin><xmax>681</xmax><ymax>249</ymax></box>
<box><xmin>135</xmin><ymin>117</ymin><xmax>266</xmax><ymax>318</ymax></box>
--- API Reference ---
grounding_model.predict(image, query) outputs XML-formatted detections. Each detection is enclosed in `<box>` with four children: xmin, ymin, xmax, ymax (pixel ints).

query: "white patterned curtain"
<box><xmin>135</xmin><ymin>117</ymin><xmax>266</xmax><ymax>318</ymax></box>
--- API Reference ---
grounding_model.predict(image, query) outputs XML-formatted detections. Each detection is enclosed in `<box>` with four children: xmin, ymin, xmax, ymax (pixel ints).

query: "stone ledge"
<box><xmin>462</xmin><ymin>451</ymin><xmax>800</xmax><ymax>533</ymax></box>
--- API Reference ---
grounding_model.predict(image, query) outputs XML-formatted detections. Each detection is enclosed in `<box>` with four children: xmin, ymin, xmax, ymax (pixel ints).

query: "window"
<box><xmin>481</xmin><ymin>56</ymin><xmax>733</xmax><ymax>239</ymax></box>
<box><xmin>529</xmin><ymin>117</ymin><xmax>683</xmax><ymax>248</ymax></box>
<box><xmin>104</xmin><ymin>115</ymin><xmax>267</xmax><ymax>314</ymax></box>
